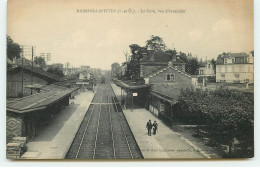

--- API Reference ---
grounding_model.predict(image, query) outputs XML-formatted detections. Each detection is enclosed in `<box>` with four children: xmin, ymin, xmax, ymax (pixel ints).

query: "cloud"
<box><xmin>188</xmin><ymin>29</ymin><xmax>204</xmax><ymax>41</ymax></box>
<box><xmin>212</xmin><ymin>19</ymin><xmax>235</xmax><ymax>33</ymax></box>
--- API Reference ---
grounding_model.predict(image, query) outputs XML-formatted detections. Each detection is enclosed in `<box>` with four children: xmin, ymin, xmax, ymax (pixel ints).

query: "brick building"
<box><xmin>140</xmin><ymin>50</ymin><xmax>185</xmax><ymax>78</ymax></box>
<box><xmin>144</xmin><ymin>62</ymin><xmax>193</xmax><ymax>121</ymax></box>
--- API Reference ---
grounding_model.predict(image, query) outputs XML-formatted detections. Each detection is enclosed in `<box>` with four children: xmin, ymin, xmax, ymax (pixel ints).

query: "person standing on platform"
<box><xmin>153</xmin><ymin>121</ymin><xmax>158</xmax><ymax>135</ymax></box>
<box><xmin>146</xmin><ymin>120</ymin><xmax>153</xmax><ymax>136</ymax></box>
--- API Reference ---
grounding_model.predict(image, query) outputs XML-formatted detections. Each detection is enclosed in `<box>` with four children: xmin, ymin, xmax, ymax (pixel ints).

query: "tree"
<box><xmin>145</xmin><ymin>35</ymin><xmax>166</xmax><ymax>51</ymax></box>
<box><xmin>47</xmin><ymin>67</ymin><xmax>64</xmax><ymax>77</ymax></box>
<box><xmin>179</xmin><ymin>52</ymin><xmax>188</xmax><ymax>63</ymax></box>
<box><xmin>185</xmin><ymin>58</ymin><xmax>199</xmax><ymax>75</ymax></box>
<box><xmin>126</xmin><ymin>59</ymin><xmax>140</xmax><ymax>80</ymax></box>
<box><xmin>210</xmin><ymin>59</ymin><xmax>216</xmax><ymax>74</ymax></box>
<box><xmin>129</xmin><ymin>44</ymin><xmax>141</xmax><ymax>60</ymax></box>
<box><xmin>165</xmin><ymin>49</ymin><xmax>177</xmax><ymax>60</ymax></box>
<box><xmin>34</xmin><ymin>56</ymin><xmax>46</xmax><ymax>68</ymax></box>
<box><xmin>111</xmin><ymin>62</ymin><xmax>121</xmax><ymax>78</ymax></box>
<box><xmin>7</xmin><ymin>35</ymin><xmax>22</xmax><ymax>61</ymax></box>
<box><xmin>176</xmin><ymin>88</ymin><xmax>254</xmax><ymax>158</ymax></box>
<box><xmin>125</xmin><ymin>44</ymin><xmax>148</xmax><ymax>80</ymax></box>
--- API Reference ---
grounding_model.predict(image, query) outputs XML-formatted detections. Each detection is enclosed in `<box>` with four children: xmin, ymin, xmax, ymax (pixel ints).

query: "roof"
<box><xmin>199</xmin><ymin>60</ymin><xmax>213</xmax><ymax>67</ymax></box>
<box><xmin>113</xmin><ymin>79</ymin><xmax>150</xmax><ymax>90</ymax></box>
<box><xmin>8</xmin><ymin>66</ymin><xmax>63</xmax><ymax>82</ymax></box>
<box><xmin>24</xmin><ymin>84</ymin><xmax>44</xmax><ymax>89</ymax></box>
<box><xmin>153</xmin><ymin>50</ymin><xmax>172</xmax><ymax>62</ymax></box>
<box><xmin>15</xmin><ymin>58</ymin><xmax>38</xmax><ymax>67</ymax></box>
<box><xmin>151</xmin><ymin>84</ymin><xmax>182</xmax><ymax>103</ymax></box>
<box><xmin>218</xmin><ymin>52</ymin><xmax>249</xmax><ymax>59</ymax></box>
<box><xmin>141</xmin><ymin>50</ymin><xmax>185</xmax><ymax>64</ymax></box>
<box><xmin>143</xmin><ymin>66</ymin><xmax>166</xmax><ymax>77</ymax></box>
<box><xmin>144</xmin><ymin>65</ymin><xmax>192</xmax><ymax>78</ymax></box>
<box><xmin>216</xmin><ymin>52</ymin><xmax>250</xmax><ymax>65</ymax></box>
<box><xmin>7</xmin><ymin>84</ymin><xmax>77</xmax><ymax>114</ymax></box>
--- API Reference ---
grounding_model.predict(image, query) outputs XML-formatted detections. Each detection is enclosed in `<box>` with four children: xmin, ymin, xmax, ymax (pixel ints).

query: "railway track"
<box><xmin>65</xmin><ymin>82</ymin><xmax>143</xmax><ymax>159</ymax></box>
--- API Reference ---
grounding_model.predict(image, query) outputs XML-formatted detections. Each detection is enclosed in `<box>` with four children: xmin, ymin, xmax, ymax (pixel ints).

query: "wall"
<box><xmin>149</xmin><ymin>67</ymin><xmax>192</xmax><ymax>87</ymax></box>
<box><xmin>124</xmin><ymin>88</ymin><xmax>149</xmax><ymax>109</ymax></box>
<box><xmin>199</xmin><ymin>63</ymin><xmax>215</xmax><ymax>76</ymax></box>
<box><xmin>7</xmin><ymin>71</ymin><xmax>49</xmax><ymax>97</ymax></box>
<box><xmin>216</xmin><ymin>64</ymin><xmax>254</xmax><ymax>83</ymax></box>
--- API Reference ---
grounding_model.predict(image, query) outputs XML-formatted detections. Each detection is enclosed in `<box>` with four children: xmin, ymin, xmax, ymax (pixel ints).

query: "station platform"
<box><xmin>21</xmin><ymin>91</ymin><xmax>94</xmax><ymax>159</ymax></box>
<box><xmin>111</xmin><ymin>82</ymin><xmax>211</xmax><ymax>159</ymax></box>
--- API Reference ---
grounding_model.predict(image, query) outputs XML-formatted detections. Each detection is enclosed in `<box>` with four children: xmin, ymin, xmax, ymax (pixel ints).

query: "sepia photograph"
<box><xmin>5</xmin><ymin>0</ymin><xmax>254</xmax><ymax>160</ymax></box>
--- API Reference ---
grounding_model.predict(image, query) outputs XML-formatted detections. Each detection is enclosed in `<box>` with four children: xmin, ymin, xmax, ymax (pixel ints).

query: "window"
<box><xmin>224</xmin><ymin>59</ymin><xmax>227</xmax><ymax>64</ymax></box>
<box><xmin>166</xmin><ymin>73</ymin><xmax>175</xmax><ymax>81</ymax></box>
<box><xmin>208</xmin><ymin>64</ymin><xmax>210</xmax><ymax>68</ymax></box>
<box><xmin>232</xmin><ymin>59</ymin><xmax>235</xmax><ymax>63</ymax></box>
<box><xmin>166</xmin><ymin>74</ymin><xmax>171</xmax><ymax>81</ymax></box>
<box><xmin>234</xmin><ymin>74</ymin><xmax>240</xmax><ymax>79</ymax></box>
<box><xmin>200</xmin><ymin>70</ymin><xmax>204</xmax><ymax>74</ymax></box>
<box><xmin>170</xmin><ymin>74</ymin><xmax>175</xmax><ymax>81</ymax></box>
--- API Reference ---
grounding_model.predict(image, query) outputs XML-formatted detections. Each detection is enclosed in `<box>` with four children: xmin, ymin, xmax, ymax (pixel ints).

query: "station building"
<box><xmin>114</xmin><ymin>50</ymin><xmax>193</xmax><ymax>126</ymax></box>
<box><xmin>6</xmin><ymin>85</ymin><xmax>78</xmax><ymax>143</ymax></box>
<box><xmin>144</xmin><ymin>61</ymin><xmax>193</xmax><ymax>124</ymax></box>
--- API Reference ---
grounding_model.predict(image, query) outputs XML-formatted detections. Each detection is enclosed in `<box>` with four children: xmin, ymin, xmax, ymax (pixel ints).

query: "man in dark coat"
<box><xmin>146</xmin><ymin>120</ymin><xmax>153</xmax><ymax>136</ymax></box>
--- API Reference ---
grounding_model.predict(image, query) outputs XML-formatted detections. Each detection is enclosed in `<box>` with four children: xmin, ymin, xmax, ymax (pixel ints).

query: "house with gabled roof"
<box><xmin>144</xmin><ymin>61</ymin><xmax>193</xmax><ymax>120</ymax></box>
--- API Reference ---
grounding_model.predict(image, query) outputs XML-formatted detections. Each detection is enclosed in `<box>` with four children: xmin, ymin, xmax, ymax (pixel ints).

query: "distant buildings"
<box><xmin>216</xmin><ymin>52</ymin><xmax>254</xmax><ymax>83</ymax></box>
<box><xmin>81</xmin><ymin>66</ymin><xmax>90</xmax><ymax>72</ymax></box>
<box><xmin>192</xmin><ymin>60</ymin><xmax>215</xmax><ymax>86</ymax></box>
<box><xmin>198</xmin><ymin>60</ymin><xmax>215</xmax><ymax>76</ymax></box>
<box><xmin>63</xmin><ymin>67</ymin><xmax>79</xmax><ymax>76</ymax></box>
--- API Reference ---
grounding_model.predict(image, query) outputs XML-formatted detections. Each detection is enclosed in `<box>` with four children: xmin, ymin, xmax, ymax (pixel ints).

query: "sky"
<box><xmin>7</xmin><ymin>0</ymin><xmax>254</xmax><ymax>70</ymax></box>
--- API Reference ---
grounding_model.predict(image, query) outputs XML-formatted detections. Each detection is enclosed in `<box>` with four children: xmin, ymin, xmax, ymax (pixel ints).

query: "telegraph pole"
<box><xmin>21</xmin><ymin>47</ymin><xmax>24</xmax><ymax>97</ymax></box>
<box><xmin>31</xmin><ymin>46</ymin><xmax>34</xmax><ymax>95</ymax></box>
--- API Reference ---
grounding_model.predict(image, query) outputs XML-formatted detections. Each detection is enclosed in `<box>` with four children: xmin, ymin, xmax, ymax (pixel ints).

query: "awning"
<box><xmin>113</xmin><ymin>80</ymin><xmax>150</xmax><ymax>90</ymax></box>
<box><xmin>7</xmin><ymin>84</ymin><xmax>78</xmax><ymax>114</ymax></box>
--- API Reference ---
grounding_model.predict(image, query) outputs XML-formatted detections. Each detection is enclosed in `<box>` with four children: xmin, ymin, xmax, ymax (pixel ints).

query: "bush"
<box><xmin>175</xmin><ymin>88</ymin><xmax>254</xmax><ymax>157</ymax></box>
